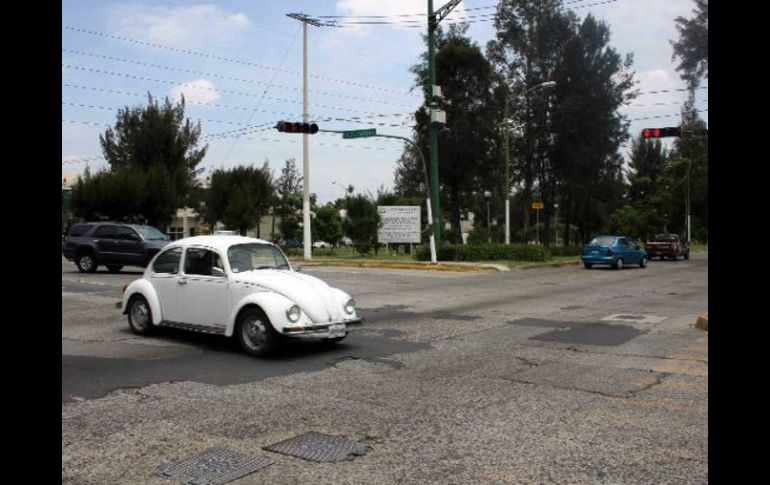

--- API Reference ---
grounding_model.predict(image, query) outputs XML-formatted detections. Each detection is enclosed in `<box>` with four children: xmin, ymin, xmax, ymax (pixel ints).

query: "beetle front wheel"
<box><xmin>236</xmin><ymin>308</ymin><xmax>279</xmax><ymax>357</ymax></box>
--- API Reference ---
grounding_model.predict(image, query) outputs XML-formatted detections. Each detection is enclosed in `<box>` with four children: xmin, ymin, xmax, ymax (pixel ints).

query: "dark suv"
<box><xmin>62</xmin><ymin>222</ymin><xmax>170</xmax><ymax>273</ymax></box>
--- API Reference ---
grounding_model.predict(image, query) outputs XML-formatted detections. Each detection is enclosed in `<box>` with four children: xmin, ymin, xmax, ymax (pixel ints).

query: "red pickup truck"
<box><xmin>645</xmin><ymin>234</ymin><xmax>690</xmax><ymax>260</ymax></box>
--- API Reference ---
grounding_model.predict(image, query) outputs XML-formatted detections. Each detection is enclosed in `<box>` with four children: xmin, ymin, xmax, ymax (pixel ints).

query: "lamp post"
<box><xmin>504</xmin><ymin>81</ymin><xmax>556</xmax><ymax>245</ymax></box>
<box><xmin>484</xmin><ymin>190</ymin><xmax>492</xmax><ymax>244</ymax></box>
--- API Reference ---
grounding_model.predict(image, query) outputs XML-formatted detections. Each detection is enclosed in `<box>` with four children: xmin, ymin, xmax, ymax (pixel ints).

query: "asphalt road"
<box><xmin>62</xmin><ymin>253</ymin><xmax>708</xmax><ymax>484</ymax></box>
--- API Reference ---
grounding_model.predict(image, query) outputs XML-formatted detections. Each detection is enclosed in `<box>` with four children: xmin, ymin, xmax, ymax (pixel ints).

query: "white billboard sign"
<box><xmin>377</xmin><ymin>206</ymin><xmax>421</xmax><ymax>243</ymax></box>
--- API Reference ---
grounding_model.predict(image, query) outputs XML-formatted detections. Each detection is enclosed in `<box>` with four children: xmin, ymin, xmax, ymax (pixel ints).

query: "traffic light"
<box><xmin>642</xmin><ymin>127</ymin><xmax>681</xmax><ymax>139</ymax></box>
<box><xmin>275</xmin><ymin>121</ymin><xmax>319</xmax><ymax>134</ymax></box>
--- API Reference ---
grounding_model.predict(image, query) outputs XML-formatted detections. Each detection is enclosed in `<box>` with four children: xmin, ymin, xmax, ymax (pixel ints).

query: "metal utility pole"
<box><xmin>504</xmin><ymin>105</ymin><xmax>511</xmax><ymax>245</ymax></box>
<box><xmin>427</xmin><ymin>0</ymin><xmax>461</xmax><ymax>244</ymax></box>
<box><xmin>287</xmin><ymin>13</ymin><xmax>335</xmax><ymax>261</ymax></box>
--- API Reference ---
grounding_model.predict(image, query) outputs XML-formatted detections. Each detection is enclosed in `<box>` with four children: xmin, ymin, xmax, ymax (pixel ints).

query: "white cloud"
<box><xmin>110</xmin><ymin>4</ymin><xmax>251</xmax><ymax>48</ymax></box>
<box><xmin>169</xmin><ymin>79</ymin><xmax>221</xmax><ymax>104</ymax></box>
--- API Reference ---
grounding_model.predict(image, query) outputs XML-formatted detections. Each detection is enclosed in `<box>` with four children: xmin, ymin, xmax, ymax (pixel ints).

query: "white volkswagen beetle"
<box><xmin>119</xmin><ymin>235</ymin><xmax>361</xmax><ymax>356</ymax></box>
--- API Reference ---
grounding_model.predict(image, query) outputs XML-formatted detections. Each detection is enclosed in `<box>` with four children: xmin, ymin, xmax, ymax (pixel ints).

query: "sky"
<box><xmin>62</xmin><ymin>0</ymin><xmax>708</xmax><ymax>204</ymax></box>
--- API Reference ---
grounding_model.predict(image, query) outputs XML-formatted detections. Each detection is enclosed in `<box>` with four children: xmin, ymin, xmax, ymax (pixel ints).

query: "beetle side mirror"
<box><xmin>295</xmin><ymin>266</ymin><xmax>302</xmax><ymax>273</ymax></box>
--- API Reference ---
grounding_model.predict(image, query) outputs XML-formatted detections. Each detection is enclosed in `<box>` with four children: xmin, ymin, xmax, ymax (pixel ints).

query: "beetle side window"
<box><xmin>184</xmin><ymin>248</ymin><xmax>224</xmax><ymax>277</ymax></box>
<box><xmin>153</xmin><ymin>247</ymin><xmax>182</xmax><ymax>274</ymax></box>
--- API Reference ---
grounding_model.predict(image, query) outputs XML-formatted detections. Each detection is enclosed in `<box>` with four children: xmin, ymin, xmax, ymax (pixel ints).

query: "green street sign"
<box><xmin>342</xmin><ymin>129</ymin><xmax>377</xmax><ymax>139</ymax></box>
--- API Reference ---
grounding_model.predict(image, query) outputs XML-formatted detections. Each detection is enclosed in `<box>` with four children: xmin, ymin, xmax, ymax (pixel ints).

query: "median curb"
<box><xmin>290</xmin><ymin>259</ymin><xmax>508</xmax><ymax>272</ymax></box>
<box><xmin>695</xmin><ymin>313</ymin><xmax>708</xmax><ymax>331</ymax></box>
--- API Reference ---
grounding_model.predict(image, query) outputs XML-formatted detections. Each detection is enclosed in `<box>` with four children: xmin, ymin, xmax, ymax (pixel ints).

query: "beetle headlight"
<box><xmin>344</xmin><ymin>298</ymin><xmax>356</xmax><ymax>315</ymax></box>
<box><xmin>286</xmin><ymin>305</ymin><xmax>301</xmax><ymax>322</ymax></box>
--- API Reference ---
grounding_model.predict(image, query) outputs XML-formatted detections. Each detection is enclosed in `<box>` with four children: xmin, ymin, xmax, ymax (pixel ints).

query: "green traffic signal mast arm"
<box><xmin>318</xmin><ymin>129</ymin><xmax>438</xmax><ymax>264</ymax></box>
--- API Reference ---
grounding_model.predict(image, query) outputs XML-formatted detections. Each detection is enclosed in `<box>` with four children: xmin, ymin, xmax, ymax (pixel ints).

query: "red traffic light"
<box><xmin>642</xmin><ymin>127</ymin><xmax>681</xmax><ymax>138</ymax></box>
<box><xmin>276</xmin><ymin>121</ymin><xmax>319</xmax><ymax>134</ymax></box>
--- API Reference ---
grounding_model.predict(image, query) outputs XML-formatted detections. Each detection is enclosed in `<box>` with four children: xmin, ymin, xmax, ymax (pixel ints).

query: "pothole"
<box><xmin>331</xmin><ymin>357</ymin><xmax>404</xmax><ymax>373</ymax></box>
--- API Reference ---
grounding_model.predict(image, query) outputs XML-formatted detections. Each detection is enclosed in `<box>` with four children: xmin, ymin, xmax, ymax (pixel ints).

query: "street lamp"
<box><xmin>503</xmin><ymin>80</ymin><xmax>556</xmax><ymax>245</ymax></box>
<box><xmin>484</xmin><ymin>191</ymin><xmax>492</xmax><ymax>244</ymax></box>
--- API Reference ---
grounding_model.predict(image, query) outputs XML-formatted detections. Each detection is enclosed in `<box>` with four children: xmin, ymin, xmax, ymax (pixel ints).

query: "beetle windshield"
<box><xmin>227</xmin><ymin>243</ymin><xmax>291</xmax><ymax>272</ymax></box>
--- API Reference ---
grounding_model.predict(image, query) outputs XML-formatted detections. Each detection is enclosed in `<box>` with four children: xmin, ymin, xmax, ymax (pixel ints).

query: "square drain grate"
<box><xmin>264</xmin><ymin>431</ymin><xmax>371</xmax><ymax>462</ymax></box>
<box><xmin>157</xmin><ymin>446</ymin><xmax>273</xmax><ymax>485</ymax></box>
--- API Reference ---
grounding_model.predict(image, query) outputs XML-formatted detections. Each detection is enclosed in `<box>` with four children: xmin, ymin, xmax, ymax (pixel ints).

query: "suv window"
<box><xmin>153</xmin><ymin>247</ymin><xmax>182</xmax><ymax>274</ymax></box>
<box><xmin>116</xmin><ymin>226</ymin><xmax>140</xmax><ymax>241</ymax></box>
<box><xmin>93</xmin><ymin>225</ymin><xmax>117</xmax><ymax>238</ymax></box>
<box><xmin>69</xmin><ymin>224</ymin><xmax>92</xmax><ymax>238</ymax></box>
<box><xmin>184</xmin><ymin>248</ymin><xmax>224</xmax><ymax>277</ymax></box>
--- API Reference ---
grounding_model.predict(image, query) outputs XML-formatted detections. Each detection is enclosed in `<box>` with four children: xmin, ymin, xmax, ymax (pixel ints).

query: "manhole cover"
<box><xmin>157</xmin><ymin>447</ymin><xmax>272</xmax><ymax>485</ymax></box>
<box><xmin>264</xmin><ymin>431</ymin><xmax>371</xmax><ymax>462</ymax></box>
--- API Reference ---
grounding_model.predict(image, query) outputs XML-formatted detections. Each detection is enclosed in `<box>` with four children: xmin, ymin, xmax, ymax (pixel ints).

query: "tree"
<box><xmin>666</xmin><ymin>100</ymin><xmax>708</xmax><ymax>241</ymax></box>
<box><xmin>343</xmin><ymin>194</ymin><xmax>380</xmax><ymax>256</ymax></box>
<box><xmin>313</xmin><ymin>205</ymin><xmax>344</xmax><ymax>252</ymax></box>
<box><xmin>548</xmin><ymin>14</ymin><xmax>635</xmax><ymax>245</ymax></box>
<box><xmin>276</xmin><ymin>158</ymin><xmax>302</xmax><ymax>242</ymax></box>
<box><xmin>99</xmin><ymin>94</ymin><xmax>207</xmax><ymax>209</ymax></box>
<box><xmin>671</xmin><ymin>0</ymin><xmax>708</xmax><ymax>92</ymax></box>
<box><xmin>488</xmin><ymin>0</ymin><xmax>573</xmax><ymax>244</ymax></box>
<box><xmin>627</xmin><ymin>134</ymin><xmax>668</xmax><ymax>203</ymax></box>
<box><xmin>203</xmin><ymin>164</ymin><xmax>275</xmax><ymax>235</ymax></box>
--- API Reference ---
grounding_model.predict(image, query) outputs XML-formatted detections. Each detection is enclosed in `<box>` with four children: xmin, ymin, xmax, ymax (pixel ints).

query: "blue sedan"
<box><xmin>581</xmin><ymin>236</ymin><xmax>648</xmax><ymax>270</ymax></box>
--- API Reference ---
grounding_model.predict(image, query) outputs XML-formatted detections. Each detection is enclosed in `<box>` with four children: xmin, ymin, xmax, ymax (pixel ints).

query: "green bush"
<box><xmin>415</xmin><ymin>243</ymin><xmax>550</xmax><ymax>262</ymax></box>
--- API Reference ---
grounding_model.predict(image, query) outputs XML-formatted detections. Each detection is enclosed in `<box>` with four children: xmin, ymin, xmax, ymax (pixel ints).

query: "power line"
<box><xmin>318</xmin><ymin>0</ymin><xmax>597</xmax><ymax>19</ymax></box>
<box><xmin>330</xmin><ymin>0</ymin><xmax>621</xmax><ymax>27</ymax></box>
<box><xmin>628</xmin><ymin>109</ymin><xmax>708</xmax><ymax>122</ymax></box>
<box><xmin>62</xmin><ymin>64</ymin><xmax>394</xmax><ymax>117</ymax></box>
<box><xmin>63</xmin><ymin>25</ymin><xmax>417</xmax><ymax>96</ymax></box>
<box><xmin>62</xmin><ymin>48</ymin><xmax>416</xmax><ymax>108</ymax></box>
<box><xmin>62</xmin><ymin>101</ymin><xmax>288</xmax><ymax>127</ymax></box>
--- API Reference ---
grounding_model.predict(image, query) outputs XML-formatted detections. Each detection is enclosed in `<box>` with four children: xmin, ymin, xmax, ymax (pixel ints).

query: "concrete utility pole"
<box><xmin>427</xmin><ymin>0</ymin><xmax>461</xmax><ymax>244</ymax></box>
<box><xmin>287</xmin><ymin>13</ymin><xmax>335</xmax><ymax>261</ymax></box>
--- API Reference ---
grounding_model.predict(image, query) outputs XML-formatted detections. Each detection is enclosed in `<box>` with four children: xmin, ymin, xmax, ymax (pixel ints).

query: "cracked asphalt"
<box><xmin>62</xmin><ymin>253</ymin><xmax>708</xmax><ymax>484</ymax></box>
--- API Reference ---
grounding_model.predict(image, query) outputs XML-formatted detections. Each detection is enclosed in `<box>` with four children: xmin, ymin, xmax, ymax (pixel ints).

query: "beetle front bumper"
<box><xmin>281</xmin><ymin>318</ymin><xmax>363</xmax><ymax>339</ymax></box>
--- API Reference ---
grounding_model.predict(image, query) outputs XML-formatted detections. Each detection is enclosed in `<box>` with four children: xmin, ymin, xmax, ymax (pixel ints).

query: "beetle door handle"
<box><xmin>177</xmin><ymin>278</ymin><xmax>187</xmax><ymax>285</ymax></box>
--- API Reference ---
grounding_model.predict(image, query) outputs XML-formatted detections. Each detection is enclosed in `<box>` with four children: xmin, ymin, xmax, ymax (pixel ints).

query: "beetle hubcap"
<box><xmin>130</xmin><ymin>301</ymin><xmax>149</xmax><ymax>329</ymax></box>
<box><xmin>243</xmin><ymin>317</ymin><xmax>266</xmax><ymax>349</ymax></box>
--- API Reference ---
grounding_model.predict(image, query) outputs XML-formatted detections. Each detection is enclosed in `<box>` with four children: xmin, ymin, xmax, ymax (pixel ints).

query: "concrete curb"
<box><xmin>291</xmin><ymin>260</ymin><xmax>507</xmax><ymax>272</ymax></box>
<box><xmin>695</xmin><ymin>313</ymin><xmax>708</xmax><ymax>331</ymax></box>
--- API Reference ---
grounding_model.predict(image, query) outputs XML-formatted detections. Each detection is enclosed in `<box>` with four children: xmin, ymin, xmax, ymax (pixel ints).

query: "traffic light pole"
<box><xmin>428</xmin><ymin>0</ymin><xmax>441</xmax><ymax>244</ymax></box>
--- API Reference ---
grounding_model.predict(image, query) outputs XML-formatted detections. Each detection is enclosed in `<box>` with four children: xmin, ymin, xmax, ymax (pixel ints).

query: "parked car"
<box><xmin>581</xmin><ymin>236</ymin><xmax>648</xmax><ymax>270</ymax></box>
<box><xmin>645</xmin><ymin>234</ymin><xmax>690</xmax><ymax>260</ymax></box>
<box><xmin>62</xmin><ymin>222</ymin><xmax>169</xmax><ymax>273</ymax></box>
<box><xmin>118</xmin><ymin>235</ymin><xmax>362</xmax><ymax>357</ymax></box>
<box><xmin>313</xmin><ymin>240</ymin><xmax>330</xmax><ymax>248</ymax></box>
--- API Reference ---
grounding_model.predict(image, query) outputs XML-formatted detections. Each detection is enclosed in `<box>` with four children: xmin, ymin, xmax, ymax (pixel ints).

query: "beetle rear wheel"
<box><xmin>236</xmin><ymin>308</ymin><xmax>279</xmax><ymax>357</ymax></box>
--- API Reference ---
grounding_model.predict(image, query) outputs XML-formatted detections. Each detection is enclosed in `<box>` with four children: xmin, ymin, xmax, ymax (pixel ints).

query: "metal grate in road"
<box><xmin>156</xmin><ymin>446</ymin><xmax>273</xmax><ymax>485</ymax></box>
<box><xmin>264</xmin><ymin>431</ymin><xmax>371</xmax><ymax>462</ymax></box>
